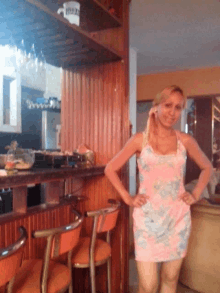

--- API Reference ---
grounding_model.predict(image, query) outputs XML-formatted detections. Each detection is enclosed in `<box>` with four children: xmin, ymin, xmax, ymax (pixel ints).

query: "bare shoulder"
<box><xmin>105</xmin><ymin>132</ymin><xmax>143</xmax><ymax>172</ymax></box>
<box><xmin>132</xmin><ymin>132</ymin><xmax>143</xmax><ymax>143</ymax></box>
<box><xmin>126</xmin><ymin>132</ymin><xmax>143</xmax><ymax>152</ymax></box>
<box><xmin>178</xmin><ymin>131</ymin><xmax>212</xmax><ymax>170</ymax></box>
<box><xmin>178</xmin><ymin>131</ymin><xmax>196</xmax><ymax>147</ymax></box>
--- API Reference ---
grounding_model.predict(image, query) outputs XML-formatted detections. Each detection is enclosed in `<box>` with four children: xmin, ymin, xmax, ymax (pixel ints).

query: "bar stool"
<box><xmin>12</xmin><ymin>209</ymin><xmax>84</xmax><ymax>293</ymax></box>
<box><xmin>71</xmin><ymin>199</ymin><xmax>121</xmax><ymax>293</ymax></box>
<box><xmin>0</xmin><ymin>226</ymin><xmax>27</xmax><ymax>293</ymax></box>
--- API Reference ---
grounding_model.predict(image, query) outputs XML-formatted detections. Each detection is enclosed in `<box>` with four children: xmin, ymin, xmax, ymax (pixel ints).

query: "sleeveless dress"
<box><xmin>133</xmin><ymin>130</ymin><xmax>191</xmax><ymax>262</ymax></box>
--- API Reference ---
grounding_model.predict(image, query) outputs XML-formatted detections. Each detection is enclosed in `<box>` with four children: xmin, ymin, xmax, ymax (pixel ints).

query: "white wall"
<box><xmin>129</xmin><ymin>47</ymin><xmax>137</xmax><ymax>196</ymax></box>
<box><xmin>129</xmin><ymin>47</ymin><xmax>137</xmax><ymax>253</ymax></box>
<box><xmin>44</xmin><ymin>65</ymin><xmax>62</xmax><ymax>100</ymax></box>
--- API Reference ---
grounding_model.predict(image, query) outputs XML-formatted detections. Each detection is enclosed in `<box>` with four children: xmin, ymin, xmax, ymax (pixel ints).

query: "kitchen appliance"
<box><xmin>0</xmin><ymin>189</ymin><xmax>12</xmax><ymax>214</ymax></box>
<box><xmin>42</xmin><ymin>110</ymin><xmax>60</xmax><ymax>150</ymax></box>
<box><xmin>33</xmin><ymin>152</ymin><xmax>85</xmax><ymax>169</ymax></box>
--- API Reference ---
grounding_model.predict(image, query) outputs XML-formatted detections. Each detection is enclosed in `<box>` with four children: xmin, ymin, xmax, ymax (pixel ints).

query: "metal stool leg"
<box><xmin>90</xmin><ymin>263</ymin><xmax>96</xmax><ymax>293</ymax></box>
<box><xmin>107</xmin><ymin>258</ymin><xmax>111</xmax><ymax>293</ymax></box>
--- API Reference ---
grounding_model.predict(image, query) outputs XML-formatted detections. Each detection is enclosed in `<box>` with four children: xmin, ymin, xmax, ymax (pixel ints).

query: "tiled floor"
<box><xmin>128</xmin><ymin>254</ymin><xmax>199</xmax><ymax>293</ymax></box>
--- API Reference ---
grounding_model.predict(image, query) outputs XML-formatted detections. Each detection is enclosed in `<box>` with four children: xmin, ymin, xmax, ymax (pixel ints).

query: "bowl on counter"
<box><xmin>7</xmin><ymin>149</ymin><xmax>35</xmax><ymax>170</ymax></box>
<box><xmin>0</xmin><ymin>154</ymin><xmax>7</xmax><ymax>169</ymax></box>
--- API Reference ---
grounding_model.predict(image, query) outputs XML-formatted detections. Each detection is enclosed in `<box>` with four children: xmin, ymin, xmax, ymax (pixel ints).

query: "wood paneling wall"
<box><xmin>61</xmin><ymin>0</ymin><xmax>130</xmax><ymax>292</ymax></box>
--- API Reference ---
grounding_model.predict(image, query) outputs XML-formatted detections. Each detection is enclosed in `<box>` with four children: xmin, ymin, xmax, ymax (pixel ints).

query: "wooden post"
<box><xmin>13</xmin><ymin>186</ymin><xmax>27</xmax><ymax>213</ymax></box>
<box><xmin>42</xmin><ymin>181</ymin><xmax>64</xmax><ymax>205</ymax></box>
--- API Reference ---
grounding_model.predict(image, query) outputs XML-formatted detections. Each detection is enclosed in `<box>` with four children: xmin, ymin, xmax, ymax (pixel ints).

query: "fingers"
<box><xmin>180</xmin><ymin>192</ymin><xmax>196</xmax><ymax>205</ymax></box>
<box><xmin>133</xmin><ymin>194</ymin><xmax>149</xmax><ymax>207</ymax></box>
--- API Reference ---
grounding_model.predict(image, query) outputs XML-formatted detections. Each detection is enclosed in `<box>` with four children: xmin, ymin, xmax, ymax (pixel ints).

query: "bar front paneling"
<box><xmin>0</xmin><ymin>204</ymin><xmax>72</xmax><ymax>258</ymax></box>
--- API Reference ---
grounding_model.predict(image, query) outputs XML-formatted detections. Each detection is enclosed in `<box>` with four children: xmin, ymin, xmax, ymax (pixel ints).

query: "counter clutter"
<box><xmin>0</xmin><ymin>141</ymin><xmax>95</xmax><ymax>175</ymax></box>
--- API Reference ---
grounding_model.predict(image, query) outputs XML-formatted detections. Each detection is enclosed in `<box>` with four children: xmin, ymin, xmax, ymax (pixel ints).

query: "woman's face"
<box><xmin>156</xmin><ymin>91</ymin><xmax>184</xmax><ymax>129</ymax></box>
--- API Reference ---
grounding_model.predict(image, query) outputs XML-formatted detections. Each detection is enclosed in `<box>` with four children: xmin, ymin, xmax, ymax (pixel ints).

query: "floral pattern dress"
<box><xmin>133</xmin><ymin>131</ymin><xmax>191</xmax><ymax>262</ymax></box>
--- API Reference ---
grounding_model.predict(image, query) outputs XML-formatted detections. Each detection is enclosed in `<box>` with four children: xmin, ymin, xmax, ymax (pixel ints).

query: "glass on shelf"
<box><xmin>37</xmin><ymin>49</ymin><xmax>47</xmax><ymax>71</ymax></box>
<box><xmin>26</xmin><ymin>44</ymin><xmax>37</xmax><ymax>72</ymax></box>
<box><xmin>16</xmin><ymin>39</ymin><xmax>28</xmax><ymax>69</ymax></box>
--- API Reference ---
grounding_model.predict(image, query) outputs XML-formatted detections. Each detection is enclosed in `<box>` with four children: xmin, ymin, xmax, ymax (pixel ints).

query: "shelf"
<box><xmin>1</xmin><ymin>0</ymin><xmax>123</xmax><ymax>69</ymax></box>
<box><xmin>214</xmin><ymin>105</ymin><xmax>220</xmax><ymax>114</ymax></box>
<box><xmin>213</xmin><ymin>149</ymin><xmax>220</xmax><ymax>154</ymax></box>
<box><xmin>79</xmin><ymin>0</ymin><xmax>122</xmax><ymax>31</ymax></box>
<box><xmin>214</xmin><ymin>116</ymin><xmax>220</xmax><ymax>123</ymax></box>
<box><xmin>37</xmin><ymin>0</ymin><xmax>123</xmax><ymax>31</ymax></box>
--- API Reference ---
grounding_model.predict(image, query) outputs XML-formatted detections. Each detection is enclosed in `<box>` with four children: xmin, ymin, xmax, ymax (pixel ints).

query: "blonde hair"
<box><xmin>143</xmin><ymin>85</ymin><xmax>185</xmax><ymax>148</ymax></box>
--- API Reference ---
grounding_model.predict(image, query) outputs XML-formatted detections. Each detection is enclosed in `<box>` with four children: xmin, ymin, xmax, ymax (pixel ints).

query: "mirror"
<box><xmin>0</xmin><ymin>43</ymin><xmax>61</xmax><ymax>153</ymax></box>
<box><xmin>0</xmin><ymin>45</ymin><xmax>21</xmax><ymax>133</ymax></box>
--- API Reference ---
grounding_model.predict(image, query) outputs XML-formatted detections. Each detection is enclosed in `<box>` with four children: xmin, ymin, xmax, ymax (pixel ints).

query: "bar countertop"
<box><xmin>0</xmin><ymin>165</ymin><xmax>105</xmax><ymax>189</ymax></box>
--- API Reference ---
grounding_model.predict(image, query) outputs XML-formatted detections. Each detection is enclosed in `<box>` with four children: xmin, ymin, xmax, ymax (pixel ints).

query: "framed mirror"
<box><xmin>0</xmin><ymin>65</ymin><xmax>21</xmax><ymax>133</ymax></box>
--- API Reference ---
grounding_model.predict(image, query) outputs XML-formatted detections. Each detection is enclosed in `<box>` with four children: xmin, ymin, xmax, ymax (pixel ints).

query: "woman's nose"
<box><xmin>169</xmin><ymin>107</ymin><xmax>175</xmax><ymax>115</ymax></box>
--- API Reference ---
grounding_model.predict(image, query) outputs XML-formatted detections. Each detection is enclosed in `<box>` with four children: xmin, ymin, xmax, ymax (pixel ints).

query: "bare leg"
<box><xmin>159</xmin><ymin>258</ymin><xmax>184</xmax><ymax>293</ymax></box>
<box><xmin>136</xmin><ymin>261</ymin><xmax>159</xmax><ymax>293</ymax></box>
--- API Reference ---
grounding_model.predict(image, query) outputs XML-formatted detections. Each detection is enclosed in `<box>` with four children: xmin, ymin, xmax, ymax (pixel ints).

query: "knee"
<box><xmin>160</xmin><ymin>269</ymin><xmax>180</xmax><ymax>285</ymax></box>
<box><xmin>138</xmin><ymin>279</ymin><xmax>158</xmax><ymax>293</ymax></box>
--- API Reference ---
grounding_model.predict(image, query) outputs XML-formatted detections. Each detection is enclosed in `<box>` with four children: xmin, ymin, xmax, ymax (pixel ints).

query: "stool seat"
<box><xmin>72</xmin><ymin>237</ymin><xmax>111</xmax><ymax>267</ymax></box>
<box><xmin>0</xmin><ymin>226</ymin><xmax>27</xmax><ymax>293</ymax></box>
<box><xmin>13</xmin><ymin>259</ymin><xmax>71</xmax><ymax>293</ymax></box>
<box><xmin>10</xmin><ymin>210</ymin><xmax>83</xmax><ymax>293</ymax></box>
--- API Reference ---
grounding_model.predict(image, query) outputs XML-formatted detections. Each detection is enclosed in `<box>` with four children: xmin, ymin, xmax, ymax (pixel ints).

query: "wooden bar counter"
<box><xmin>0</xmin><ymin>165</ymin><xmax>105</xmax><ymax>258</ymax></box>
<box><xmin>0</xmin><ymin>165</ymin><xmax>128</xmax><ymax>292</ymax></box>
<box><xmin>0</xmin><ymin>166</ymin><xmax>105</xmax><ymax>189</ymax></box>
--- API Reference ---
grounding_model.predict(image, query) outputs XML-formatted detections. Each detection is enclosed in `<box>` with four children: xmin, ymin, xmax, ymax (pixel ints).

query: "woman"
<box><xmin>104</xmin><ymin>85</ymin><xmax>213</xmax><ymax>293</ymax></box>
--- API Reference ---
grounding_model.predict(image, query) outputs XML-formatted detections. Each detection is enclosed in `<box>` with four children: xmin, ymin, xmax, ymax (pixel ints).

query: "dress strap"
<box><xmin>142</xmin><ymin>131</ymin><xmax>148</xmax><ymax>149</ymax></box>
<box><xmin>175</xmin><ymin>130</ymin><xmax>182</xmax><ymax>141</ymax></box>
<box><xmin>175</xmin><ymin>130</ymin><xmax>186</xmax><ymax>152</ymax></box>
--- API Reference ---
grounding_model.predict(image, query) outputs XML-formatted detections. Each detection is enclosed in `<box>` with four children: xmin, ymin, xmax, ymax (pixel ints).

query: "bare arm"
<box><xmin>181</xmin><ymin>133</ymin><xmax>213</xmax><ymax>202</ymax></box>
<box><xmin>104</xmin><ymin>133</ymin><xmax>148</xmax><ymax>207</ymax></box>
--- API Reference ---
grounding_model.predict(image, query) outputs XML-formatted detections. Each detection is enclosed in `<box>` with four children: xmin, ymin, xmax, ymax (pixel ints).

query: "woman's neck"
<box><xmin>156</xmin><ymin>126</ymin><xmax>175</xmax><ymax>138</ymax></box>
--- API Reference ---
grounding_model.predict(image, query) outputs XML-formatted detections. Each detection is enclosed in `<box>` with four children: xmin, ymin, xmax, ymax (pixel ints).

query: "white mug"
<box><xmin>57</xmin><ymin>1</ymin><xmax>80</xmax><ymax>26</ymax></box>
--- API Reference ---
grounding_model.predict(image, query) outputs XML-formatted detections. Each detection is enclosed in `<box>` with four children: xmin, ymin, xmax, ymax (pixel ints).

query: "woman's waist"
<box><xmin>133</xmin><ymin>198</ymin><xmax>190</xmax><ymax>219</ymax></box>
<box><xmin>138</xmin><ymin>182</ymin><xmax>185</xmax><ymax>198</ymax></box>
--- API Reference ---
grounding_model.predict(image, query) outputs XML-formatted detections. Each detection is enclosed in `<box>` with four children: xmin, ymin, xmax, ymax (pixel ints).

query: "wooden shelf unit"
<box><xmin>38</xmin><ymin>0</ymin><xmax>123</xmax><ymax>31</ymax></box>
<box><xmin>1</xmin><ymin>0</ymin><xmax>123</xmax><ymax>69</ymax></box>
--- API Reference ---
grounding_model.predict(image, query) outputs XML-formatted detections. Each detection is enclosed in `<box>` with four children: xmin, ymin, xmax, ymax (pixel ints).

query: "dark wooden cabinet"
<box><xmin>185</xmin><ymin>96</ymin><xmax>220</xmax><ymax>183</ymax></box>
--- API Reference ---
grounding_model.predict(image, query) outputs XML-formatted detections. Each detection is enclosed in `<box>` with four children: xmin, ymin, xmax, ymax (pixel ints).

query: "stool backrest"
<box><xmin>33</xmin><ymin>209</ymin><xmax>84</xmax><ymax>258</ymax></box>
<box><xmin>86</xmin><ymin>199</ymin><xmax>121</xmax><ymax>248</ymax></box>
<box><xmin>32</xmin><ymin>209</ymin><xmax>84</xmax><ymax>292</ymax></box>
<box><xmin>96</xmin><ymin>208</ymin><xmax>120</xmax><ymax>233</ymax></box>
<box><xmin>0</xmin><ymin>226</ymin><xmax>27</xmax><ymax>287</ymax></box>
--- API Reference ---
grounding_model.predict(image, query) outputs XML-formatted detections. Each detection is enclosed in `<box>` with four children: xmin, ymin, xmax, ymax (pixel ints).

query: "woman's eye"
<box><xmin>176</xmin><ymin>105</ymin><xmax>182</xmax><ymax>110</ymax></box>
<box><xmin>165</xmin><ymin>103</ymin><xmax>172</xmax><ymax>108</ymax></box>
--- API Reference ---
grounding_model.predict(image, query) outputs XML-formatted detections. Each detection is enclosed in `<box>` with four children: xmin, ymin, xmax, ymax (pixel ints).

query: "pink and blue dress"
<box><xmin>133</xmin><ymin>130</ymin><xmax>191</xmax><ymax>262</ymax></box>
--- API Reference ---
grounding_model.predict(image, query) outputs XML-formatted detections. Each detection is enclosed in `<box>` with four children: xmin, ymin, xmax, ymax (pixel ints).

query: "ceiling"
<box><xmin>129</xmin><ymin>0</ymin><xmax>220</xmax><ymax>75</ymax></box>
